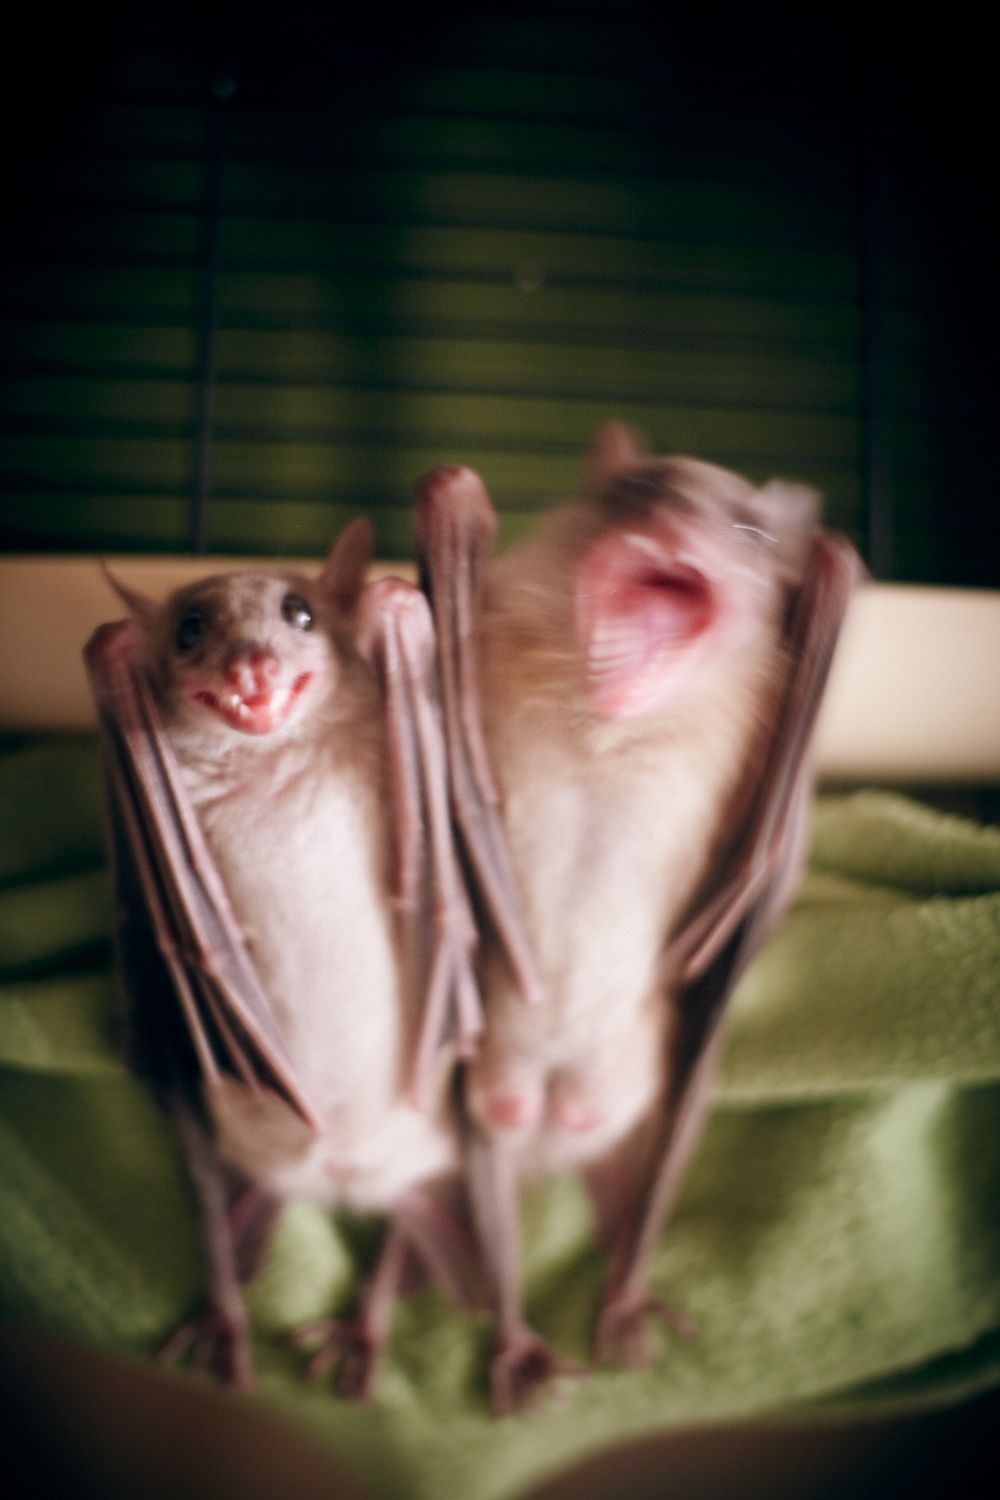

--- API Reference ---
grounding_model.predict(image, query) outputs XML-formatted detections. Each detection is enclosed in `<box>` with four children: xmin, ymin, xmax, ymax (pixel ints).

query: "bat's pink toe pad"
<box><xmin>484</xmin><ymin>1091</ymin><xmax>539</xmax><ymax>1129</ymax></box>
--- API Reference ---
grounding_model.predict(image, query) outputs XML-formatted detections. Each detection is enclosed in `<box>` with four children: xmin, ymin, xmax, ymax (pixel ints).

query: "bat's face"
<box><xmin>151</xmin><ymin>571</ymin><xmax>339</xmax><ymax>741</ymax></box>
<box><xmin>575</xmin><ymin>455</ymin><xmax>817</xmax><ymax>721</ymax></box>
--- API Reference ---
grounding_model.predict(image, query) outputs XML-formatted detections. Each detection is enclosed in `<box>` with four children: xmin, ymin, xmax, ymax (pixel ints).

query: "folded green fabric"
<box><xmin>1</xmin><ymin>739</ymin><xmax>998</xmax><ymax>1500</ymax></box>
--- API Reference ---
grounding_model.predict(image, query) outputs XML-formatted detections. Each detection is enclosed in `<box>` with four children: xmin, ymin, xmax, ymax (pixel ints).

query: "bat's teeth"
<box><xmin>622</xmin><ymin>535</ymin><xmax>707</xmax><ymax>584</ymax></box>
<box><xmin>623</xmin><ymin>532</ymin><xmax>665</xmax><ymax>561</ymax></box>
<box><xmin>590</xmin><ymin>620</ymin><xmax>631</xmax><ymax>653</ymax></box>
<box><xmin>588</xmin><ymin>622</ymin><xmax>633</xmax><ymax>671</ymax></box>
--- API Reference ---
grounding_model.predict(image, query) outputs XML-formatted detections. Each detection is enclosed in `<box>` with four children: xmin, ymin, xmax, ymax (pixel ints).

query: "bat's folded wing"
<box><xmin>356</xmin><ymin>579</ymin><xmax>482</xmax><ymax>1106</ymax></box>
<box><xmin>85</xmin><ymin>620</ymin><xmax>322</xmax><ymax>1132</ymax></box>
<box><xmin>414</xmin><ymin>465</ymin><xmax>541</xmax><ymax>1006</ymax></box>
<box><xmin>597</xmin><ymin>533</ymin><xmax>863</xmax><ymax>1326</ymax></box>
<box><xmin>667</xmin><ymin>531</ymin><xmax>863</xmax><ymax>1082</ymax></box>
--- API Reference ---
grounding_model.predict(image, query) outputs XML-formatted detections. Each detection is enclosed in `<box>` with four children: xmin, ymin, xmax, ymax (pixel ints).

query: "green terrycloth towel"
<box><xmin>1</xmin><ymin>739</ymin><xmax>998</xmax><ymax>1500</ymax></box>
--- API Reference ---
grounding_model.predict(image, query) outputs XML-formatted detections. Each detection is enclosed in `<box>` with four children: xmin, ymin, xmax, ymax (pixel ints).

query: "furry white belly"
<box><xmin>466</xmin><ymin>719</ymin><xmax>732</xmax><ymax>1171</ymax></box>
<box><xmin>188</xmin><ymin>748</ymin><xmax>455</xmax><ymax>1207</ymax></box>
<box><xmin>206</xmin><ymin>1075</ymin><xmax>456</xmax><ymax>1210</ymax></box>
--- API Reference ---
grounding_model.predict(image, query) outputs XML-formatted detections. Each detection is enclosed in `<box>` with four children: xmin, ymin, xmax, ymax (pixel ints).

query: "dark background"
<box><xmin>0</xmin><ymin>2</ymin><xmax>994</xmax><ymax>582</ymax></box>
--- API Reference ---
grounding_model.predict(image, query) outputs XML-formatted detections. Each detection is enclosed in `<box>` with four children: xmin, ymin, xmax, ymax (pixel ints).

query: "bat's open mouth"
<box><xmin>576</xmin><ymin>531</ymin><xmax>716</xmax><ymax>718</ymax></box>
<box><xmin>194</xmin><ymin>672</ymin><xmax>315</xmax><ymax>735</ymax></box>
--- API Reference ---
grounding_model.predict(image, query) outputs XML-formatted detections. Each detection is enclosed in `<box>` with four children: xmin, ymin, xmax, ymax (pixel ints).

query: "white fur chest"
<box><xmin>486</xmin><ymin>705</ymin><xmax>745</xmax><ymax>1045</ymax></box>
<box><xmin>188</xmin><ymin>742</ymin><xmax>400</xmax><ymax>1102</ymax></box>
<box><xmin>468</xmin><ymin>676</ymin><xmax>765</xmax><ymax>1171</ymax></box>
<box><xmin>176</xmin><ymin>729</ymin><xmax>436</xmax><ymax>1202</ymax></box>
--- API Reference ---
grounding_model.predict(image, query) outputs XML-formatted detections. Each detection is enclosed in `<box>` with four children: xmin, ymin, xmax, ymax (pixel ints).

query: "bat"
<box><xmin>84</xmin><ymin>522</ymin><xmax>482</xmax><ymax>1396</ymax></box>
<box><xmin>416</xmin><ymin>425</ymin><xmax>861</xmax><ymax>1413</ymax></box>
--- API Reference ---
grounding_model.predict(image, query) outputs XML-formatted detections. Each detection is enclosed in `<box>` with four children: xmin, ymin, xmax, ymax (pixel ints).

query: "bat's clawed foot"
<box><xmin>595</xmin><ymin>1288</ymin><xmax>697</xmax><ymax>1368</ymax></box>
<box><xmin>290</xmin><ymin>1316</ymin><xmax>381</xmax><ymax>1401</ymax></box>
<box><xmin>490</xmin><ymin>1322</ymin><xmax>585</xmax><ymax>1416</ymax></box>
<box><xmin>157</xmin><ymin>1303</ymin><xmax>254</xmax><ymax>1388</ymax></box>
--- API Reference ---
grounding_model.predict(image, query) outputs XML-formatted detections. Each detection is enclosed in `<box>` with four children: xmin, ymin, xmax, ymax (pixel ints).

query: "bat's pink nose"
<box><xmin>224</xmin><ymin>648</ymin><xmax>281</xmax><ymax>697</ymax></box>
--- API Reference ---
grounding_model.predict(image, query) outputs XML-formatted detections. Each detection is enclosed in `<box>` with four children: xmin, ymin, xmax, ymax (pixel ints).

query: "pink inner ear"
<box><xmin>575</xmin><ymin>532</ymin><xmax>715</xmax><ymax>719</ymax></box>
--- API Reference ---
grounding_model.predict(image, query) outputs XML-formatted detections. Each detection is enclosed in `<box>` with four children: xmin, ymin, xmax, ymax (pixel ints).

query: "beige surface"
<box><xmin>1</xmin><ymin>556</ymin><xmax>998</xmax><ymax>782</ymax></box>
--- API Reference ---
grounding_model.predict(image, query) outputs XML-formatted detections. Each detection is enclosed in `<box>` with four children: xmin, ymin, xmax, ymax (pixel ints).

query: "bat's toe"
<box><xmin>595</xmin><ymin>1288</ymin><xmax>697</xmax><ymax>1369</ymax></box>
<box><xmin>290</xmin><ymin>1316</ymin><xmax>381</xmax><ymax>1401</ymax></box>
<box><xmin>490</xmin><ymin>1323</ymin><xmax>585</xmax><ymax>1417</ymax></box>
<box><xmin>156</xmin><ymin>1302</ymin><xmax>255</xmax><ymax>1389</ymax></box>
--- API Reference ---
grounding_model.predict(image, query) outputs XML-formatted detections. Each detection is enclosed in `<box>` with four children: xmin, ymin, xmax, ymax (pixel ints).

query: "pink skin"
<box><xmin>189</xmin><ymin>649</ymin><xmax>317</xmax><ymax>736</ymax></box>
<box><xmin>485</xmin><ymin>1092</ymin><xmax>540</xmax><ymax>1131</ymax></box>
<box><xmin>575</xmin><ymin>515</ymin><xmax>739</xmax><ymax>720</ymax></box>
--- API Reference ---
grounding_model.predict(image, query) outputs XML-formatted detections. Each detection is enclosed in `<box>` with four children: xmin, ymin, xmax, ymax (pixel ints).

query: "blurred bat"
<box><xmin>416</xmin><ymin>425</ymin><xmax>861</xmax><ymax>1412</ymax></box>
<box><xmin>84</xmin><ymin>523</ymin><xmax>481</xmax><ymax>1395</ymax></box>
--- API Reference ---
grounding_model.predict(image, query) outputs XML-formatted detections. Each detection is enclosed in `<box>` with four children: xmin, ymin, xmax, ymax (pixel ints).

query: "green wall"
<box><xmin>0</xmin><ymin>6</ymin><xmax>992</xmax><ymax>582</ymax></box>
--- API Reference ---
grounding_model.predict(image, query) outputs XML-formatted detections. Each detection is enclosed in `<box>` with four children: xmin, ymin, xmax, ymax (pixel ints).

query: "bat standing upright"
<box><xmin>417</xmin><ymin>426</ymin><xmax>860</xmax><ymax>1412</ymax></box>
<box><xmin>85</xmin><ymin>523</ymin><xmax>480</xmax><ymax>1394</ymax></box>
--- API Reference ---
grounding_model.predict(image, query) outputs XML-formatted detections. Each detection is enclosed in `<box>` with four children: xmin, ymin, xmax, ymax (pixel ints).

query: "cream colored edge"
<box><xmin>1</xmin><ymin>556</ymin><xmax>998</xmax><ymax>782</ymax></box>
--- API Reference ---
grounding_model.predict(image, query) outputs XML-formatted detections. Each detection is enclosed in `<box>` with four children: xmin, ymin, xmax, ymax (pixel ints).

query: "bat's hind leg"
<box><xmin>158</xmin><ymin>1292</ymin><xmax>253</xmax><ymax>1388</ymax></box>
<box><xmin>585</xmin><ymin>1138</ymin><xmax>696</xmax><ymax>1367</ymax></box>
<box><xmin>293</xmin><ymin>1187</ymin><xmax>480</xmax><ymax>1400</ymax></box>
<box><xmin>293</xmin><ymin>1223</ymin><xmax>408</xmax><ymax>1400</ymax></box>
<box><xmin>595</xmin><ymin>1281</ymin><xmax>697</xmax><ymax>1368</ymax></box>
<box><xmin>489</xmin><ymin>1319</ymin><xmax>585</xmax><ymax>1417</ymax></box>
<box><xmin>466</xmin><ymin>1126</ymin><xmax>584</xmax><ymax>1415</ymax></box>
<box><xmin>159</xmin><ymin>1110</ymin><xmax>279</xmax><ymax>1388</ymax></box>
<box><xmin>593</xmin><ymin>1040</ymin><xmax>719</xmax><ymax>1367</ymax></box>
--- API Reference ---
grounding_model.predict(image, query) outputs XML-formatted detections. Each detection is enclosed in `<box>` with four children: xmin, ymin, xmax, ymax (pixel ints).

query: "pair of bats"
<box><xmin>86</xmin><ymin>425</ymin><xmax>860</xmax><ymax>1413</ymax></box>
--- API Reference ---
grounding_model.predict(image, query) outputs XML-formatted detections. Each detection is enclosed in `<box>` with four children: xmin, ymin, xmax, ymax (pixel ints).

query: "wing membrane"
<box><xmin>356</xmin><ymin>578</ymin><xmax>482</xmax><ymax>1106</ymax></box>
<box><xmin>415</xmin><ymin>466</ymin><xmax>542</xmax><ymax>1006</ymax></box>
<box><xmin>86</xmin><ymin>620</ymin><xmax>323</xmax><ymax>1131</ymax></box>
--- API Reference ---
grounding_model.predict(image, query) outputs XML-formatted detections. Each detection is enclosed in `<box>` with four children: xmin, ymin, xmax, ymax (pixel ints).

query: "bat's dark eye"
<box><xmin>281</xmin><ymin>593</ymin><xmax>313</xmax><ymax>631</ymax></box>
<box><xmin>175</xmin><ymin>607</ymin><xmax>209</xmax><ymax>653</ymax></box>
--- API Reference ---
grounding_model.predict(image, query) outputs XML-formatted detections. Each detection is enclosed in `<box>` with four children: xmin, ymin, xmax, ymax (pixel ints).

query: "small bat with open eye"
<box><xmin>85</xmin><ymin>521</ymin><xmax>482</xmax><ymax>1395</ymax></box>
<box><xmin>416</xmin><ymin>425</ymin><xmax>861</xmax><ymax>1413</ymax></box>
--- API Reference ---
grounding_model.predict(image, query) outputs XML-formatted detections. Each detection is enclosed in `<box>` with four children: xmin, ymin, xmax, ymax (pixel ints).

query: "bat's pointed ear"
<box><xmin>586</xmin><ymin>422</ymin><xmax>647</xmax><ymax>490</ymax></box>
<box><xmin>750</xmin><ymin>482</ymin><xmax>823</xmax><ymax>580</ymax></box>
<box><xmin>319</xmin><ymin>517</ymin><xmax>374</xmax><ymax>613</ymax></box>
<box><xmin>754</xmin><ymin>481</ymin><xmax>821</xmax><ymax>543</ymax></box>
<box><xmin>100</xmin><ymin>562</ymin><xmax>158</xmax><ymax>628</ymax></box>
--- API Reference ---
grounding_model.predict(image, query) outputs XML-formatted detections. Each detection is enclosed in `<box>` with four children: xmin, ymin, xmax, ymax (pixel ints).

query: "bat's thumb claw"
<box><xmin>356</xmin><ymin>578</ymin><xmax>434</xmax><ymax>668</ymax></box>
<box><xmin>414</xmin><ymin>465</ymin><xmax>497</xmax><ymax>547</ymax></box>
